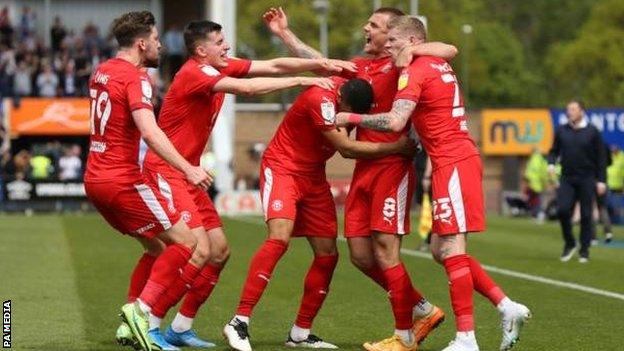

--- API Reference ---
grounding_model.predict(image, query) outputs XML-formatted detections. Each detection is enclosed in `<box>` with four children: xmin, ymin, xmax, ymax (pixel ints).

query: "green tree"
<box><xmin>547</xmin><ymin>0</ymin><xmax>624</xmax><ymax>106</ymax></box>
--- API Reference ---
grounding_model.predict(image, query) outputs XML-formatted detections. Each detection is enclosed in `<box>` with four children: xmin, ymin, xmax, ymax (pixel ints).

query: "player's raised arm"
<box><xmin>212</xmin><ymin>76</ymin><xmax>334</xmax><ymax>95</ymax></box>
<box><xmin>262</xmin><ymin>7</ymin><xmax>325</xmax><ymax>59</ymax></box>
<box><xmin>248</xmin><ymin>57</ymin><xmax>356</xmax><ymax>76</ymax></box>
<box><xmin>133</xmin><ymin>109</ymin><xmax>212</xmax><ymax>188</ymax></box>
<box><xmin>395</xmin><ymin>42</ymin><xmax>458</xmax><ymax>67</ymax></box>
<box><xmin>322</xmin><ymin>128</ymin><xmax>417</xmax><ymax>159</ymax></box>
<box><xmin>335</xmin><ymin>99</ymin><xmax>417</xmax><ymax>132</ymax></box>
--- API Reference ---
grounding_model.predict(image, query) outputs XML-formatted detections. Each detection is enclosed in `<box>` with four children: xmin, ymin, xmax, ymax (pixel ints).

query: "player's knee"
<box><xmin>210</xmin><ymin>244</ymin><xmax>231</xmax><ymax>266</ymax></box>
<box><xmin>178</xmin><ymin>231</ymin><xmax>198</xmax><ymax>251</ymax></box>
<box><xmin>191</xmin><ymin>242</ymin><xmax>210</xmax><ymax>265</ymax></box>
<box><xmin>349</xmin><ymin>251</ymin><xmax>374</xmax><ymax>271</ymax></box>
<box><xmin>431</xmin><ymin>249</ymin><xmax>445</xmax><ymax>264</ymax></box>
<box><xmin>373</xmin><ymin>246</ymin><xmax>399</xmax><ymax>268</ymax></box>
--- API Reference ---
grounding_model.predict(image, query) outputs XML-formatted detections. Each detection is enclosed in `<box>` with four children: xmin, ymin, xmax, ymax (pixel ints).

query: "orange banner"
<box><xmin>482</xmin><ymin>109</ymin><xmax>554</xmax><ymax>155</ymax></box>
<box><xmin>7</xmin><ymin>98</ymin><xmax>91</xmax><ymax>136</ymax></box>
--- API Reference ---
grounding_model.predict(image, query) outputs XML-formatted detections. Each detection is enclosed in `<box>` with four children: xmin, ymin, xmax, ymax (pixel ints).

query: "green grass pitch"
<box><xmin>1</xmin><ymin>213</ymin><xmax>623</xmax><ymax>350</ymax></box>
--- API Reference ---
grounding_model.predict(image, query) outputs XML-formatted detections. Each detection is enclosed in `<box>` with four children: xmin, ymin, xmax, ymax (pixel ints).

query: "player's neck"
<box><xmin>116</xmin><ymin>50</ymin><xmax>143</xmax><ymax>69</ymax></box>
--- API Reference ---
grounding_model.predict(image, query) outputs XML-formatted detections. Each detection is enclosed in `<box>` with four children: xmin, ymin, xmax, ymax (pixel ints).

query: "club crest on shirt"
<box><xmin>398</xmin><ymin>71</ymin><xmax>409</xmax><ymax>90</ymax></box>
<box><xmin>320</xmin><ymin>97</ymin><xmax>335</xmax><ymax>125</ymax></box>
<box><xmin>201</xmin><ymin>65</ymin><xmax>220</xmax><ymax>76</ymax></box>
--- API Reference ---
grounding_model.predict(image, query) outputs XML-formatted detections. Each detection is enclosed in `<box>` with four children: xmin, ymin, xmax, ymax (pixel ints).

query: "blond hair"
<box><xmin>387</xmin><ymin>15</ymin><xmax>427</xmax><ymax>41</ymax></box>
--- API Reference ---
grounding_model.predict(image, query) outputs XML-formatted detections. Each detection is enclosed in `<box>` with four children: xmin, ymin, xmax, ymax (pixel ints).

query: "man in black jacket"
<box><xmin>548</xmin><ymin>100</ymin><xmax>607</xmax><ymax>263</ymax></box>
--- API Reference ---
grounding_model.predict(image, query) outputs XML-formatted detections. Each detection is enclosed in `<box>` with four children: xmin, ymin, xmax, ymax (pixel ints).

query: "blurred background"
<box><xmin>0</xmin><ymin>0</ymin><xmax>622</xmax><ymax>225</ymax></box>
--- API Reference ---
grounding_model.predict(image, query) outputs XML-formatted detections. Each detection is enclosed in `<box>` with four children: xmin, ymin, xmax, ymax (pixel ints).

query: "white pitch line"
<box><xmin>228</xmin><ymin>216</ymin><xmax>624</xmax><ymax>302</ymax></box>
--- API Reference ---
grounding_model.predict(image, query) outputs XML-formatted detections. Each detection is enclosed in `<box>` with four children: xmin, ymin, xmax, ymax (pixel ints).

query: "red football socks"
<box><xmin>139</xmin><ymin>244</ymin><xmax>193</xmax><ymax>308</ymax></box>
<box><xmin>179</xmin><ymin>263</ymin><xmax>223</xmax><ymax>318</ymax></box>
<box><xmin>127</xmin><ymin>253</ymin><xmax>157</xmax><ymax>303</ymax></box>
<box><xmin>443</xmin><ymin>254</ymin><xmax>475</xmax><ymax>332</ymax></box>
<box><xmin>295</xmin><ymin>254</ymin><xmax>339</xmax><ymax>328</ymax></box>
<box><xmin>236</xmin><ymin>239</ymin><xmax>288</xmax><ymax>316</ymax></box>
<box><xmin>364</xmin><ymin>265</ymin><xmax>389</xmax><ymax>291</ymax></box>
<box><xmin>468</xmin><ymin>255</ymin><xmax>506</xmax><ymax>306</ymax></box>
<box><xmin>151</xmin><ymin>262</ymin><xmax>201</xmax><ymax>318</ymax></box>
<box><xmin>384</xmin><ymin>263</ymin><xmax>417</xmax><ymax>329</ymax></box>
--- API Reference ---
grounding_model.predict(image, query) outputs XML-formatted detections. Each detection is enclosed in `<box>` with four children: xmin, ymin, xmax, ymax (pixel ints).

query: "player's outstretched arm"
<box><xmin>133</xmin><ymin>109</ymin><xmax>212</xmax><ymax>189</ymax></box>
<box><xmin>322</xmin><ymin>128</ymin><xmax>417</xmax><ymax>159</ymax></box>
<box><xmin>248</xmin><ymin>57</ymin><xmax>356</xmax><ymax>76</ymax></box>
<box><xmin>395</xmin><ymin>42</ymin><xmax>459</xmax><ymax>67</ymax></box>
<box><xmin>335</xmin><ymin>99</ymin><xmax>417</xmax><ymax>132</ymax></box>
<box><xmin>213</xmin><ymin>76</ymin><xmax>334</xmax><ymax>96</ymax></box>
<box><xmin>262</xmin><ymin>6</ymin><xmax>325</xmax><ymax>59</ymax></box>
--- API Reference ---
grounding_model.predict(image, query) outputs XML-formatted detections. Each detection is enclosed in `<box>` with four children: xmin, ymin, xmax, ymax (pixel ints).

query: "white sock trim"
<box><xmin>148</xmin><ymin>314</ymin><xmax>162</xmax><ymax>330</ymax></box>
<box><xmin>137</xmin><ymin>299</ymin><xmax>151</xmax><ymax>314</ymax></box>
<box><xmin>171</xmin><ymin>313</ymin><xmax>194</xmax><ymax>333</ymax></box>
<box><xmin>394</xmin><ymin>329</ymin><xmax>414</xmax><ymax>344</ymax></box>
<box><xmin>290</xmin><ymin>325</ymin><xmax>311</xmax><ymax>342</ymax></box>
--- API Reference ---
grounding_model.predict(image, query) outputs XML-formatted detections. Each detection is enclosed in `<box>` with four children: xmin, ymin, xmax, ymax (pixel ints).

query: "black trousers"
<box><xmin>557</xmin><ymin>176</ymin><xmax>596</xmax><ymax>256</ymax></box>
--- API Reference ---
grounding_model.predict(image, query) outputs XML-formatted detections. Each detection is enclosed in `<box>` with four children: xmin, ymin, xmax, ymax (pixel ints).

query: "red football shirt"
<box><xmin>395</xmin><ymin>56</ymin><xmax>479</xmax><ymax>170</ymax></box>
<box><xmin>142</xmin><ymin>57</ymin><xmax>251</xmax><ymax>177</ymax></box>
<box><xmin>343</xmin><ymin>56</ymin><xmax>406</xmax><ymax>165</ymax></box>
<box><xmin>84</xmin><ymin>58</ymin><xmax>154</xmax><ymax>183</ymax></box>
<box><xmin>262</xmin><ymin>79</ymin><xmax>342</xmax><ymax>176</ymax></box>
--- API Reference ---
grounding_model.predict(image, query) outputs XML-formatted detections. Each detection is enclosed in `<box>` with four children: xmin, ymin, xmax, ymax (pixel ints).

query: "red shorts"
<box><xmin>345</xmin><ymin>161</ymin><xmax>415</xmax><ymax>237</ymax></box>
<box><xmin>85</xmin><ymin>179</ymin><xmax>181</xmax><ymax>239</ymax></box>
<box><xmin>143</xmin><ymin>170</ymin><xmax>222</xmax><ymax>231</ymax></box>
<box><xmin>431</xmin><ymin>155</ymin><xmax>486</xmax><ymax>235</ymax></box>
<box><xmin>260</xmin><ymin>164</ymin><xmax>337</xmax><ymax>238</ymax></box>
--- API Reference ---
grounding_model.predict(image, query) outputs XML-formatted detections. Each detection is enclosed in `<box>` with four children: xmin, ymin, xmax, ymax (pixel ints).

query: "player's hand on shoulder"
<box><xmin>395</xmin><ymin>45</ymin><xmax>416</xmax><ymax>68</ymax></box>
<box><xmin>262</xmin><ymin>6</ymin><xmax>289</xmax><ymax>35</ymax></box>
<box><xmin>184</xmin><ymin>166</ymin><xmax>213</xmax><ymax>190</ymax></box>
<box><xmin>395</xmin><ymin>135</ymin><xmax>419</xmax><ymax>158</ymax></box>
<box><xmin>300</xmin><ymin>77</ymin><xmax>334</xmax><ymax>90</ymax></box>
<box><xmin>320</xmin><ymin>59</ymin><xmax>357</xmax><ymax>73</ymax></box>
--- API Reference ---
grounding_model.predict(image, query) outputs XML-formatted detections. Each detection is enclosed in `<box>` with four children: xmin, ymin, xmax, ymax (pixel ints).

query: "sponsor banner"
<box><xmin>482</xmin><ymin>109</ymin><xmax>554</xmax><ymax>155</ymax></box>
<box><xmin>215</xmin><ymin>190</ymin><xmax>263</xmax><ymax>215</ymax></box>
<box><xmin>3</xmin><ymin>179</ymin><xmax>86</xmax><ymax>201</ymax></box>
<box><xmin>6</xmin><ymin>98</ymin><xmax>90</xmax><ymax>136</ymax></box>
<box><xmin>551</xmin><ymin>108</ymin><xmax>624</xmax><ymax>149</ymax></box>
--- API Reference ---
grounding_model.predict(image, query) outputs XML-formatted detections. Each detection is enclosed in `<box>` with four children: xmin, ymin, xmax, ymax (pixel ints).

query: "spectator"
<box><xmin>0</xmin><ymin>7</ymin><xmax>13</xmax><ymax>47</ymax></box>
<box><xmin>36</xmin><ymin>63</ymin><xmax>58</xmax><ymax>97</ymax></box>
<box><xmin>607</xmin><ymin>145</ymin><xmax>624</xmax><ymax>224</ymax></box>
<box><xmin>524</xmin><ymin>148</ymin><xmax>548</xmax><ymax>222</ymax></box>
<box><xmin>18</xmin><ymin>6</ymin><xmax>36</xmax><ymax>40</ymax></box>
<box><xmin>30</xmin><ymin>152</ymin><xmax>53</xmax><ymax>179</ymax></box>
<box><xmin>59</xmin><ymin>60</ymin><xmax>77</xmax><ymax>96</ymax></box>
<box><xmin>58</xmin><ymin>144</ymin><xmax>82</xmax><ymax>181</ymax></box>
<box><xmin>548</xmin><ymin>100</ymin><xmax>607</xmax><ymax>263</ymax></box>
<box><xmin>50</xmin><ymin>16</ymin><xmax>67</xmax><ymax>53</ymax></box>
<box><xmin>162</xmin><ymin>24</ymin><xmax>185</xmax><ymax>79</ymax></box>
<box><xmin>13</xmin><ymin>60</ymin><xmax>32</xmax><ymax>97</ymax></box>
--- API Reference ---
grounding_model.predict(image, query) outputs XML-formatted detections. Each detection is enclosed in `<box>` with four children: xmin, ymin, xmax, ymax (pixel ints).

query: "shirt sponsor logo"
<box><xmin>94</xmin><ymin>71</ymin><xmax>109</xmax><ymax>85</ymax></box>
<box><xmin>320</xmin><ymin>98</ymin><xmax>336</xmax><ymax>125</ymax></box>
<box><xmin>89</xmin><ymin>141</ymin><xmax>107</xmax><ymax>153</ymax></box>
<box><xmin>201</xmin><ymin>65</ymin><xmax>220</xmax><ymax>76</ymax></box>
<box><xmin>430</xmin><ymin>62</ymin><xmax>453</xmax><ymax>73</ymax></box>
<box><xmin>398</xmin><ymin>72</ymin><xmax>409</xmax><ymax>91</ymax></box>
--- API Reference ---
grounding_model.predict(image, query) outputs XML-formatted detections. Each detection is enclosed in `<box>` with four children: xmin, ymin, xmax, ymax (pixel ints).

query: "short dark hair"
<box><xmin>568</xmin><ymin>99</ymin><xmax>585</xmax><ymax>110</ymax></box>
<box><xmin>112</xmin><ymin>11</ymin><xmax>155</xmax><ymax>48</ymax></box>
<box><xmin>373</xmin><ymin>7</ymin><xmax>406</xmax><ymax>18</ymax></box>
<box><xmin>184</xmin><ymin>20</ymin><xmax>222</xmax><ymax>53</ymax></box>
<box><xmin>340</xmin><ymin>78</ymin><xmax>374</xmax><ymax>114</ymax></box>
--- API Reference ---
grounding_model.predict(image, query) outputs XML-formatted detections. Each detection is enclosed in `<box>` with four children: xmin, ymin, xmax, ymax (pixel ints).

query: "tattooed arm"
<box><xmin>335</xmin><ymin>99</ymin><xmax>417</xmax><ymax>132</ymax></box>
<box><xmin>263</xmin><ymin>7</ymin><xmax>325</xmax><ymax>59</ymax></box>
